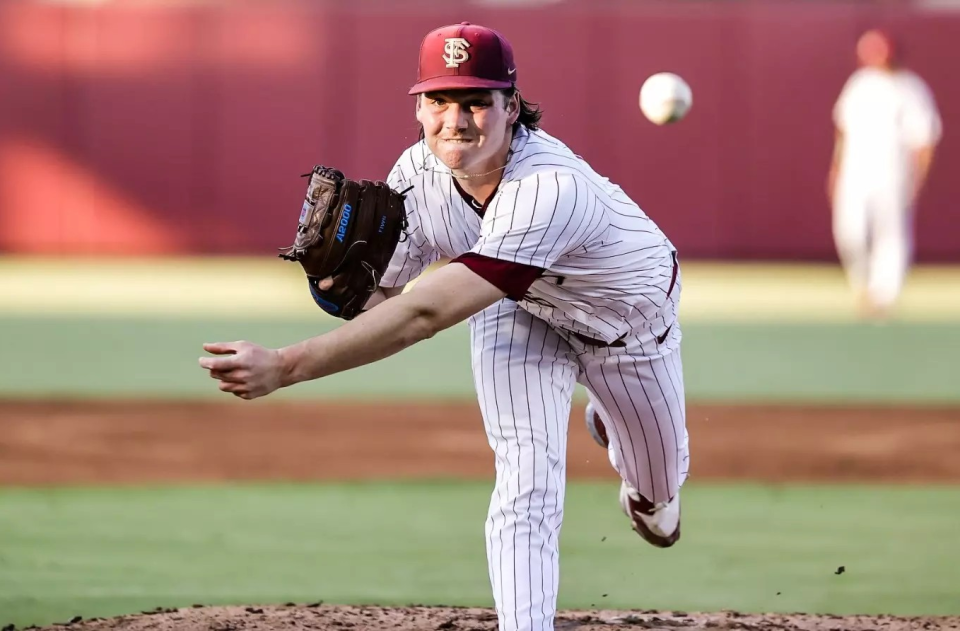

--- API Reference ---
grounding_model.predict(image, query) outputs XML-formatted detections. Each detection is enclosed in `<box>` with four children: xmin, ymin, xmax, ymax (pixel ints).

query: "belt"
<box><xmin>571</xmin><ymin>252</ymin><xmax>679</xmax><ymax>349</ymax></box>
<box><xmin>573</xmin><ymin>331</ymin><xmax>627</xmax><ymax>347</ymax></box>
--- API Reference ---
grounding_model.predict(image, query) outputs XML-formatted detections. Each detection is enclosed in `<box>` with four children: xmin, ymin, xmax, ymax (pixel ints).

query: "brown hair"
<box><xmin>503</xmin><ymin>88</ymin><xmax>542</xmax><ymax>132</ymax></box>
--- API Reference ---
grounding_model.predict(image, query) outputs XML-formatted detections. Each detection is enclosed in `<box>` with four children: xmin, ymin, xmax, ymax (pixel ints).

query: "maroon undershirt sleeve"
<box><xmin>451</xmin><ymin>252</ymin><xmax>545</xmax><ymax>301</ymax></box>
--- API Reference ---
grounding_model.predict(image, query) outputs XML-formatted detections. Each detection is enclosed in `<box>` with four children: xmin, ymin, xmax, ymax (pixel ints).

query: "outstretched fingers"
<box><xmin>199</xmin><ymin>341</ymin><xmax>245</xmax><ymax>371</ymax></box>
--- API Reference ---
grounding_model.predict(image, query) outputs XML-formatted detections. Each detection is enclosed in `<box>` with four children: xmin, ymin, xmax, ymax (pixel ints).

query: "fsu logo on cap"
<box><xmin>443</xmin><ymin>37</ymin><xmax>471</xmax><ymax>68</ymax></box>
<box><xmin>408</xmin><ymin>23</ymin><xmax>516</xmax><ymax>94</ymax></box>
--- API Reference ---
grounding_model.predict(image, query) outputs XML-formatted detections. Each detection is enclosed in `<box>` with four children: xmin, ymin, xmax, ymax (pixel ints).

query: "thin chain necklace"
<box><xmin>450</xmin><ymin>164</ymin><xmax>508</xmax><ymax>180</ymax></box>
<box><xmin>449</xmin><ymin>149</ymin><xmax>514</xmax><ymax>180</ymax></box>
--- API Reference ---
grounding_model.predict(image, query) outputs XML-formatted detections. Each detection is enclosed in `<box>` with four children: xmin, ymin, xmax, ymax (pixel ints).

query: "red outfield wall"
<box><xmin>0</xmin><ymin>0</ymin><xmax>957</xmax><ymax>260</ymax></box>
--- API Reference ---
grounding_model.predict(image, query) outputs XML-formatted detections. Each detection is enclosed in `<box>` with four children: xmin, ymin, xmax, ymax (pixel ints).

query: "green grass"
<box><xmin>4</xmin><ymin>257</ymin><xmax>960</xmax><ymax>323</ymax></box>
<box><xmin>1</xmin><ymin>316</ymin><xmax>958</xmax><ymax>403</ymax></box>
<box><xmin>1</xmin><ymin>482</ymin><xmax>959</xmax><ymax>626</ymax></box>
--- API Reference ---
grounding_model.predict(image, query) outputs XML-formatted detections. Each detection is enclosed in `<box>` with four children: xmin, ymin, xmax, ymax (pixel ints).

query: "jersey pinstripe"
<box><xmin>382</xmin><ymin>126</ymin><xmax>677</xmax><ymax>344</ymax></box>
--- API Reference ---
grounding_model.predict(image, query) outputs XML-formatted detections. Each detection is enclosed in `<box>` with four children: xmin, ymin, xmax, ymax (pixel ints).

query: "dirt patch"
<box><xmin>20</xmin><ymin>604</ymin><xmax>960</xmax><ymax>631</ymax></box>
<box><xmin>1</xmin><ymin>400</ymin><xmax>959</xmax><ymax>486</ymax></box>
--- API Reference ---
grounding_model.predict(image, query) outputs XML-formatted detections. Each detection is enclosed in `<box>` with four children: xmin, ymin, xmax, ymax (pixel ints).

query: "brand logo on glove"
<box><xmin>336</xmin><ymin>204</ymin><xmax>353</xmax><ymax>243</ymax></box>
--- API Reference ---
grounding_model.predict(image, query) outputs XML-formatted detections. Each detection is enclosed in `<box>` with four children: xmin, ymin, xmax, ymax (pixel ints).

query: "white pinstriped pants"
<box><xmin>468</xmin><ymin>299</ymin><xmax>689</xmax><ymax>631</ymax></box>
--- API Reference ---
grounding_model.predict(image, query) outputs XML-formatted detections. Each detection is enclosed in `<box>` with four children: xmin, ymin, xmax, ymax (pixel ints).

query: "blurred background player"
<box><xmin>827</xmin><ymin>28</ymin><xmax>942</xmax><ymax>320</ymax></box>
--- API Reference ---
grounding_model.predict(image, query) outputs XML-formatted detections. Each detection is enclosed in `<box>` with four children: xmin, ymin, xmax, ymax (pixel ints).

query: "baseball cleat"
<box><xmin>584</xmin><ymin>402</ymin><xmax>609</xmax><ymax>449</ymax></box>
<box><xmin>619</xmin><ymin>481</ymin><xmax>681</xmax><ymax>548</ymax></box>
<box><xmin>586</xmin><ymin>402</ymin><xmax>681</xmax><ymax>547</ymax></box>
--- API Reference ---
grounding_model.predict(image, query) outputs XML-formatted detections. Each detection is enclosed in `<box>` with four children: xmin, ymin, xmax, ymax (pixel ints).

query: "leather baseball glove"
<box><xmin>278</xmin><ymin>166</ymin><xmax>409</xmax><ymax>320</ymax></box>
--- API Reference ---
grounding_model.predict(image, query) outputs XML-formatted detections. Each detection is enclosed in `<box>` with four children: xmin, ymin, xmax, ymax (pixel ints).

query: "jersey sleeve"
<box><xmin>452</xmin><ymin>252</ymin><xmax>544</xmax><ymax>301</ymax></box>
<box><xmin>902</xmin><ymin>75</ymin><xmax>943</xmax><ymax>149</ymax></box>
<box><xmin>379</xmin><ymin>157</ymin><xmax>440</xmax><ymax>288</ymax></box>
<box><xmin>470</xmin><ymin>172</ymin><xmax>600</xmax><ymax>269</ymax></box>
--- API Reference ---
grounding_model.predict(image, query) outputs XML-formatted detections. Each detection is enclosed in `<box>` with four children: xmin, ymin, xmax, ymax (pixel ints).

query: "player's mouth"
<box><xmin>442</xmin><ymin>138</ymin><xmax>474</xmax><ymax>144</ymax></box>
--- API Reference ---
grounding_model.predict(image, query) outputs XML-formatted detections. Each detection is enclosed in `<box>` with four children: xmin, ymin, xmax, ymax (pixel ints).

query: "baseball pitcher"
<box><xmin>200</xmin><ymin>22</ymin><xmax>690</xmax><ymax>631</ymax></box>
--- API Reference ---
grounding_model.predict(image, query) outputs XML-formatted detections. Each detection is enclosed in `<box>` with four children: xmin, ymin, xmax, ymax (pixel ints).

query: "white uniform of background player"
<box><xmin>199</xmin><ymin>22</ymin><xmax>689</xmax><ymax>631</ymax></box>
<box><xmin>829</xmin><ymin>29</ymin><xmax>942</xmax><ymax>318</ymax></box>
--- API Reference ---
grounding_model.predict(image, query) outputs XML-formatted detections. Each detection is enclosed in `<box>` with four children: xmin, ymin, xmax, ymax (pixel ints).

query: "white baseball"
<box><xmin>639</xmin><ymin>72</ymin><xmax>693</xmax><ymax>125</ymax></box>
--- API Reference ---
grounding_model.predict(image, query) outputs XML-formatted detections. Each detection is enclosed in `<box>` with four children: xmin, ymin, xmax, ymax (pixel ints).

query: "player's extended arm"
<box><xmin>280</xmin><ymin>264</ymin><xmax>502</xmax><ymax>383</ymax></box>
<box><xmin>198</xmin><ymin>263</ymin><xmax>505</xmax><ymax>399</ymax></box>
<box><xmin>362</xmin><ymin>284</ymin><xmax>406</xmax><ymax>311</ymax></box>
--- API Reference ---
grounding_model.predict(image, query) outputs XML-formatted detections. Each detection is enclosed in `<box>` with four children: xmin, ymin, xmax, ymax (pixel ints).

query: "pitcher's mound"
<box><xmin>28</xmin><ymin>604</ymin><xmax>959</xmax><ymax>631</ymax></box>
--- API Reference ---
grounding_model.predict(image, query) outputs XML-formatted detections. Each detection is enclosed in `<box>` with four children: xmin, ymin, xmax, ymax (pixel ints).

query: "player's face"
<box><xmin>417</xmin><ymin>90</ymin><xmax>519</xmax><ymax>172</ymax></box>
<box><xmin>857</xmin><ymin>31</ymin><xmax>894</xmax><ymax>69</ymax></box>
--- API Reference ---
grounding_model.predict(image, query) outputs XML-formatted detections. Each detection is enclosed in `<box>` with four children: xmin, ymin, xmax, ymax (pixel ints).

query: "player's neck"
<box><xmin>451</xmin><ymin>134</ymin><xmax>513</xmax><ymax>204</ymax></box>
<box><xmin>454</xmin><ymin>171</ymin><xmax>503</xmax><ymax>205</ymax></box>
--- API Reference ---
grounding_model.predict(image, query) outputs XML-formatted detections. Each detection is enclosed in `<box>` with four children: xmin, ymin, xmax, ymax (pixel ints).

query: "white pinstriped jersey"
<box><xmin>381</xmin><ymin>126</ymin><xmax>678</xmax><ymax>344</ymax></box>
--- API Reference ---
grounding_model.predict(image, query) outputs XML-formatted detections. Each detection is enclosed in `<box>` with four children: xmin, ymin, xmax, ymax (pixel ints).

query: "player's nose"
<box><xmin>442</xmin><ymin>103</ymin><xmax>469</xmax><ymax>130</ymax></box>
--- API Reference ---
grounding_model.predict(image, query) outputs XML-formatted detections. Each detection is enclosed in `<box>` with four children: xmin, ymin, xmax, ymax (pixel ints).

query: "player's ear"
<box><xmin>505</xmin><ymin>91</ymin><xmax>520</xmax><ymax>124</ymax></box>
<box><xmin>415</xmin><ymin>94</ymin><xmax>427</xmax><ymax>127</ymax></box>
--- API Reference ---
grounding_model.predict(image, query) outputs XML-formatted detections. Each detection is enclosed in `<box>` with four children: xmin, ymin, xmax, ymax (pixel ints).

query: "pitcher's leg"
<box><xmin>469</xmin><ymin>300</ymin><xmax>578</xmax><ymax>631</ymax></box>
<box><xmin>580</xmin><ymin>335</ymin><xmax>688</xmax><ymax>547</ymax></box>
<box><xmin>581</xmin><ymin>338</ymin><xmax>688</xmax><ymax>505</ymax></box>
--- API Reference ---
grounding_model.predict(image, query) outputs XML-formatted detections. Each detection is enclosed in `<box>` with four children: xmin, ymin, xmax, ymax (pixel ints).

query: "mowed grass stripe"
<box><xmin>0</xmin><ymin>316</ymin><xmax>958</xmax><ymax>402</ymax></box>
<box><xmin>2</xmin><ymin>257</ymin><xmax>960</xmax><ymax>322</ymax></box>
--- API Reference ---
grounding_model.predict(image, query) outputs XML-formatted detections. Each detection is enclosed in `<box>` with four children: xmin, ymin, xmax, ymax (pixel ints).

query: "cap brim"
<box><xmin>408</xmin><ymin>75</ymin><xmax>514</xmax><ymax>95</ymax></box>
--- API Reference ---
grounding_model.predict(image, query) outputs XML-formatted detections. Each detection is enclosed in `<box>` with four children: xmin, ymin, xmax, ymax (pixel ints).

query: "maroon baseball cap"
<box><xmin>408</xmin><ymin>22</ymin><xmax>517</xmax><ymax>95</ymax></box>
